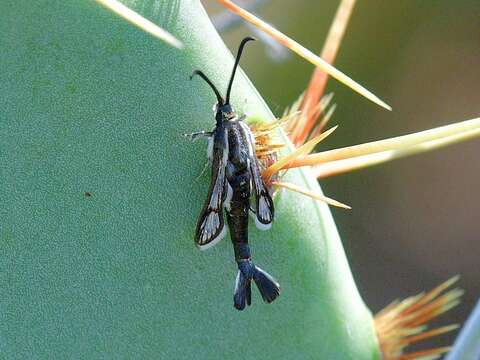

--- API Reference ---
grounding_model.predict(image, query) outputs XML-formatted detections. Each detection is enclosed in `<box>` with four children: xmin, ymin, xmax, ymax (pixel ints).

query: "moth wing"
<box><xmin>195</xmin><ymin>127</ymin><xmax>229</xmax><ymax>250</ymax></box>
<box><xmin>239</xmin><ymin>122</ymin><xmax>274</xmax><ymax>230</ymax></box>
<box><xmin>250</xmin><ymin>156</ymin><xmax>274</xmax><ymax>230</ymax></box>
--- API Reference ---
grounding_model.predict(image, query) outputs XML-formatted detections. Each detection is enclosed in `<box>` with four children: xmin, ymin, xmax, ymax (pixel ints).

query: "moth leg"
<box><xmin>195</xmin><ymin>159</ymin><xmax>210</xmax><ymax>181</ymax></box>
<box><xmin>183</xmin><ymin>131</ymin><xmax>213</xmax><ymax>141</ymax></box>
<box><xmin>184</xmin><ymin>131</ymin><xmax>215</xmax><ymax>161</ymax></box>
<box><xmin>194</xmin><ymin>127</ymin><xmax>229</xmax><ymax>250</ymax></box>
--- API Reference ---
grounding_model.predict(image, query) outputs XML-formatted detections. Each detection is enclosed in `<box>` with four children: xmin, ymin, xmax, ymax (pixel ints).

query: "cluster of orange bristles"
<box><xmin>248</xmin><ymin>119</ymin><xmax>287</xmax><ymax>171</ymax></box>
<box><xmin>374</xmin><ymin>277</ymin><xmax>462</xmax><ymax>360</ymax></box>
<box><xmin>249</xmin><ymin>95</ymin><xmax>351</xmax><ymax>210</ymax></box>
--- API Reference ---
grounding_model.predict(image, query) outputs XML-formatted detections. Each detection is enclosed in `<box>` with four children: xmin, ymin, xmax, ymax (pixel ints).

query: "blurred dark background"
<box><xmin>206</xmin><ymin>0</ymin><xmax>480</xmax><ymax>350</ymax></box>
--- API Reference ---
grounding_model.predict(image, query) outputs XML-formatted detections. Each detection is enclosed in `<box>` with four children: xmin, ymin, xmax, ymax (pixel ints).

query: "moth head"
<box><xmin>216</xmin><ymin>103</ymin><xmax>235</xmax><ymax>121</ymax></box>
<box><xmin>190</xmin><ymin>37</ymin><xmax>256</xmax><ymax>123</ymax></box>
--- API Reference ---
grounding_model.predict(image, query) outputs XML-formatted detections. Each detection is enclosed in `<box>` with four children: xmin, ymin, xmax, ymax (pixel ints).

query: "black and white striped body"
<box><xmin>187</xmin><ymin>36</ymin><xmax>279</xmax><ymax>310</ymax></box>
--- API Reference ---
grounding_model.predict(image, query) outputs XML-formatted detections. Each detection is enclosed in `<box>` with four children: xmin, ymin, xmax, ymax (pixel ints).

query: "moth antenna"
<box><xmin>225</xmin><ymin>36</ymin><xmax>256</xmax><ymax>105</ymax></box>
<box><xmin>190</xmin><ymin>70</ymin><xmax>224</xmax><ymax>105</ymax></box>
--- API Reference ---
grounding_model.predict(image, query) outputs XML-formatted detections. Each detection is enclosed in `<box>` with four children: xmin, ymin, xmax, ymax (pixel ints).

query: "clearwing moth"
<box><xmin>186</xmin><ymin>37</ymin><xmax>280</xmax><ymax>310</ymax></box>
